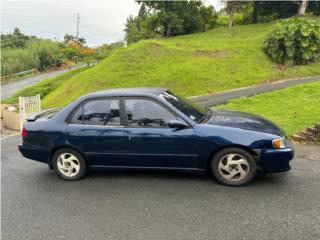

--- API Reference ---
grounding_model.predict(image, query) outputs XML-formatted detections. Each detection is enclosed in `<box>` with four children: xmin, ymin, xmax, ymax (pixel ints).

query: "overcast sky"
<box><xmin>1</xmin><ymin>0</ymin><xmax>223</xmax><ymax>46</ymax></box>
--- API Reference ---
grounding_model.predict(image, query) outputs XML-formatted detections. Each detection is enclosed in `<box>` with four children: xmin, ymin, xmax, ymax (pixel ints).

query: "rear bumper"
<box><xmin>18</xmin><ymin>144</ymin><xmax>50</xmax><ymax>164</ymax></box>
<box><xmin>258</xmin><ymin>147</ymin><xmax>294</xmax><ymax>173</ymax></box>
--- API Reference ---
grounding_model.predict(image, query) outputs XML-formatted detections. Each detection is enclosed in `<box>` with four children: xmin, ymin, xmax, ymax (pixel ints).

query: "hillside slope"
<box><xmin>7</xmin><ymin>19</ymin><xmax>320</xmax><ymax>108</ymax></box>
<box><xmin>217</xmin><ymin>81</ymin><xmax>320</xmax><ymax>136</ymax></box>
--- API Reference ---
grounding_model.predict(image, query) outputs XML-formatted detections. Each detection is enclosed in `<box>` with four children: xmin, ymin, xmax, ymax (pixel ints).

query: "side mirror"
<box><xmin>168</xmin><ymin>119</ymin><xmax>189</xmax><ymax>128</ymax></box>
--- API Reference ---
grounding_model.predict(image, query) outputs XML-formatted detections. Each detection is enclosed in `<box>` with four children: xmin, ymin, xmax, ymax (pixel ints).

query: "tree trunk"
<box><xmin>298</xmin><ymin>0</ymin><xmax>308</xmax><ymax>16</ymax></box>
<box><xmin>164</xmin><ymin>1</ymin><xmax>170</xmax><ymax>37</ymax></box>
<box><xmin>228</xmin><ymin>12</ymin><xmax>234</xmax><ymax>27</ymax></box>
<box><xmin>166</xmin><ymin>24</ymin><xmax>171</xmax><ymax>37</ymax></box>
<box><xmin>226</xmin><ymin>2</ymin><xmax>238</xmax><ymax>28</ymax></box>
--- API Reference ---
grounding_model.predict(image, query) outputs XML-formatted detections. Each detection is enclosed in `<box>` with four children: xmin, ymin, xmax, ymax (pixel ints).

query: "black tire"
<box><xmin>52</xmin><ymin>148</ymin><xmax>87</xmax><ymax>180</ymax></box>
<box><xmin>210</xmin><ymin>147</ymin><xmax>256</xmax><ymax>186</ymax></box>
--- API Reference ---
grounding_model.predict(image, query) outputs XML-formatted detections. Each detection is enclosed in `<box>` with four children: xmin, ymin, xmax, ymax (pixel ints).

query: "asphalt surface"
<box><xmin>1</xmin><ymin>64</ymin><xmax>86</xmax><ymax>100</ymax></box>
<box><xmin>1</xmin><ymin>136</ymin><xmax>320</xmax><ymax>240</ymax></box>
<box><xmin>192</xmin><ymin>75</ymin><xmax>320</xmax><ymax>107</ymax></box>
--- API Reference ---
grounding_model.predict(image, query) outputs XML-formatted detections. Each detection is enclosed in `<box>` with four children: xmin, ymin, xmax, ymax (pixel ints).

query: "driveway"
<box><xmin>192</xmin><ymin>75</ymin><xmax>320</xmax><ymax>107</ymax></box>
<box><xmin>1</xmin><ymin>136</ymin><xmax>320</xmax><ymax>240</ymax></box>
<box><xmin>1</xmin><ymin>64</ymin><xmax>86</xmax><ymax>100</ymax></box>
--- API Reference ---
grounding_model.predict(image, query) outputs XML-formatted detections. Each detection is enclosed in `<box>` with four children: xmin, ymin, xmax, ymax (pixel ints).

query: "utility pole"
<box><xmin>76</xmin><ymin>12</ymin><xmax>80</xmax><ymax>42</ymax></box>
<box><xmin>75</xmin><ymin>12</ymin><xmax>80</xmax><ymax>64</ymax></box>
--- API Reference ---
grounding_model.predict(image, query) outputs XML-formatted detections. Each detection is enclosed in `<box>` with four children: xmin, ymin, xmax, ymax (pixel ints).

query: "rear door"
<box><xmin>66</xmin><ymin>98</ymin><xmax>127</xmax><ymax>166</ymax></box>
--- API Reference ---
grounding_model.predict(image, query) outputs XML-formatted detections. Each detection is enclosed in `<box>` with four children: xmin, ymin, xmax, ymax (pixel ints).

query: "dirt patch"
<box><xmin>145</xmin><ymin>43</ymin><xmax>172</xmax><ymax>57</ymax></box>
<box><xmin>192</xmin><ymin>50</ymin><xmax>230</xmax><ymax>59</ymax></box>
<box><xmin>275</xmin><ymin>64</ymin><xmax>300</xmax><ymax>71</ymax></box>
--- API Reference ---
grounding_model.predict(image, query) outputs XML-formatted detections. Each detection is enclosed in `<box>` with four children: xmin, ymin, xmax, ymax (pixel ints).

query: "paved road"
<box><xmin>1</xmin><ymin>65</ymin><xmax>86</xmax><ymax>100</ymax></box>
<box><xmin>192</xmin><ymin>75</ymin><xmax>320</xmax><ymax>107</ymax></box>
<box><xmin>1</xmin><ymin>136</ymin><xmax>320</xmax><ymax>240</ymax></box>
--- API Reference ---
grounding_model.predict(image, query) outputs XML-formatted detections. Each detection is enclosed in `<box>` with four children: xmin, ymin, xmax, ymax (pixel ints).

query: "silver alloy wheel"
<box><xmin>57</xmin><ymin>153</ymin><xmax>80</xmax><ymax>177</ymax></box>
<box><xmin>218</xmin><ymin>153</ymin><xmax>250</xmax><ymax>182</ymax></box>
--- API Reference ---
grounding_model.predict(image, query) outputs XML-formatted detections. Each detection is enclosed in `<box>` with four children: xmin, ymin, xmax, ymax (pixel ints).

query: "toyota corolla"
<box><xmin>18</xmin><ymin>88</ymin><xmax>294</xmax><ymax>186</ymax></box>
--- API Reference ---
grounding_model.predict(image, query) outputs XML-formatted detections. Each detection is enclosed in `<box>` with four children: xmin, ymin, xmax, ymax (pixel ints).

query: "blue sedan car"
<box><xmin>19</xmin><ymin>88</ymin><xmax>294</xmax><ymax>186</ymax></box>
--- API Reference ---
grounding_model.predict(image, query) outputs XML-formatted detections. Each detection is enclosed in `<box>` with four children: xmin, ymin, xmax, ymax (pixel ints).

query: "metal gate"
<box><xmin>19</xmin><ymin>95</ymin><xmax>41</xmax><ymax>129</ymax></box>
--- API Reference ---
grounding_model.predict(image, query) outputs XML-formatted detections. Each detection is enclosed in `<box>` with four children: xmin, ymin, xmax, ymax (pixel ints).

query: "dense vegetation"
<box><xmin>5</xmin><ymin>19</ymin><xmax>320</xmax><ymax>108</ymax></box>
<box><xmin>125</xmin><ymin>1</ymin><xmax>320</xmax><ymax>44</ymax></box>
<box><xmin>263</xmin><ymin>18</ymin><xmax>320</xmax><ymax>66</ymax></box>
<box><xmin>216</xmin><ymin>81</ymin><xmax>320</xmax><ymax>136</ymax></box>
<box><xmin>125</xmin><ymin>1</ymin><xmax>218</xmax><ymax>44</ymax></box>
<box><xmin>1</xmin><ymin>28</ymin><xmax>121</xmax><ymax>76</ymax></box>
<box><xmin>1</xmin><ymin>28</ymin><xmax>63</xmax><ymax>75</ymax></box>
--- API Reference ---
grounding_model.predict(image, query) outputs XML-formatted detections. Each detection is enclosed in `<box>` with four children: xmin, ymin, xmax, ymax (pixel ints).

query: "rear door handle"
<box><xmin>128</xmin><ymin>135</ymin><xmax>139</xmax><ymax>140</ymax></box>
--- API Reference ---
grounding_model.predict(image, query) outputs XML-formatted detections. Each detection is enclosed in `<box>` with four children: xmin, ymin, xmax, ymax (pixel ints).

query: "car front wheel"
<box><xmin>52</xmin><ymin>148</ymin><xmax>87</xmax><ymax>180</ymax></box>
<box><xmin>210</xmin><ymin>148</ymin><xmax>256</xmax><ymax>186</ymax></box>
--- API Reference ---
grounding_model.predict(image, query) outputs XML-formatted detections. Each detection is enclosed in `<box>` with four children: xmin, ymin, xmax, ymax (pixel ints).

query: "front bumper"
<box><xmin>18</xmin><ymin>144</ymin><xmax>50</xmax><ymax>164</ymax></box>
<box><xmin>258</xmin><ymin>147</ymin><xmax>294</xmax><ymax>173</ymax></box>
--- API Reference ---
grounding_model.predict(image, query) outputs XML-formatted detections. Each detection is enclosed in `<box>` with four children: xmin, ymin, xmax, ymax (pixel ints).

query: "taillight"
<box><xmin>21</xmin><ymin>128</ymin><xmax>28</xmax><ymax>138</ymax></box>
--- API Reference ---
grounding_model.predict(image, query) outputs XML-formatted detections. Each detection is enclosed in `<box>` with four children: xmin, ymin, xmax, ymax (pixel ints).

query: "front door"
<box><xmin>67</xmin><ymin>98</ymin><xmax>127</xmax><ymax>166</ymax></box>
<box><xmin>123</xmin><ymin>98</ymin><xmax>199</xmax><ymax>168</ymax></box>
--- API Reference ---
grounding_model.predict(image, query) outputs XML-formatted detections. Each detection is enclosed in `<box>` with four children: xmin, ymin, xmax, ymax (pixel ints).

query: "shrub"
<box><xmin>28</xmin><ymin>40</ymin><xmax>63</xmax><ymax>71</ymax></box>
<box><xmin>1</xmin><ymin>39</ymin><xmax>64</xmax><ymax>75</ymax></box>
<box><xmin>263</xmin><ymin>17</ymin><xmax>320</xmax><ymax>66</ymax></box>
<box><xmin>1</xmin><ymin>48</ymin><xmax>38</xmax><ymax>76</ymax></box>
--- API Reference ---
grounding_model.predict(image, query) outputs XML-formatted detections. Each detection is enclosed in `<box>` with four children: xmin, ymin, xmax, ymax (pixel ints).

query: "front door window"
<box><xmin>124</xmin><ymin>99</ymin><xmax>176</xmax><ymax>127</ymax></box>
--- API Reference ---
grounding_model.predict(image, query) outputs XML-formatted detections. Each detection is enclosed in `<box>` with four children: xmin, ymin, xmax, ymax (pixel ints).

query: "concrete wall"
<box><xmin>1</xmin><ymin>105</ymin><xmax>21</xmax><ymax>131</ymax></box>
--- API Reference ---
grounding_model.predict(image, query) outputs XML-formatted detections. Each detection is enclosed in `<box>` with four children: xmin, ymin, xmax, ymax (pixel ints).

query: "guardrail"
<box><xmin>1</xmin><ymin>69</ymin><xmax>37</xmax><ymax>82</ymax></box>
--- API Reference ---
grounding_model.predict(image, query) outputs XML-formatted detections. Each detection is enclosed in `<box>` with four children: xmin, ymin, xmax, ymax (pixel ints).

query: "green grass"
<box><xmin>216</xmin><ymin>82</ymin><xmax>320</xmax><ymax>136</ymax></box>
<box><xmin>4</xmin><ymin>18</ymin><xmax>320</xmax><ymax>108</ymax></box>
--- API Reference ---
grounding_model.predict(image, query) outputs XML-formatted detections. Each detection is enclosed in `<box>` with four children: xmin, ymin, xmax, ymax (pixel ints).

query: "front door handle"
<box><xmin>69</xmin><ymin>132</ymin><xmax>80</xmax><ymax>139</ymax></box>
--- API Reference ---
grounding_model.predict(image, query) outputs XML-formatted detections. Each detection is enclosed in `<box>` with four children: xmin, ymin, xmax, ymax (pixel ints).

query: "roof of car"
<box><xmin>83</xmin><ymin>88</ymin><xmax>167</xmax><ymax>98</ymax></box>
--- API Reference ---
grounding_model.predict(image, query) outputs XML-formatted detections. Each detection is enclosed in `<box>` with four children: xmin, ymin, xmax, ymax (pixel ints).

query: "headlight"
<box><xmin>272</xmin><ymin>138</ymin><xmax>286</xmax><ymax>149</ymax></box>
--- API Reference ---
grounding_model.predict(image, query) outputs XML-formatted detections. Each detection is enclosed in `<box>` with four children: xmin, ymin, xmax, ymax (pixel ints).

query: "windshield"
<box><xmin>159</xmin><ymin>91</ymin><xmax>207</xmax><ymax>123</ymax></box>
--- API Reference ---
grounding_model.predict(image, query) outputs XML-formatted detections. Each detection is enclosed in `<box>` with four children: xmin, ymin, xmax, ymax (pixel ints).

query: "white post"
<box><xmin>18</xmin><ymin>95</ymin><xmax>41</xmax><ymax>131</ymax></box>
<box><xmin>19</xmin><ymin>96</ymin><xmax>25</xmax><ymax>131</ymax></box>
<box><xmin>37</xmin><ymin>94</ymin><xmax>41</xmax><ymax>112</ymax></box>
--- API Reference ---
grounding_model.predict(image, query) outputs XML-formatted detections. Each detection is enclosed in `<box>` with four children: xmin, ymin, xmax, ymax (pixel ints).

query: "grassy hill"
<box><xmin>216</xmin><ymin>81</ymin><xmax>320</xmax><ymax>137</ymax></box>
<box><xmin>5</xmin><ymin>18</ymin><xmax>320</xmax><ymax>108</ymax></box>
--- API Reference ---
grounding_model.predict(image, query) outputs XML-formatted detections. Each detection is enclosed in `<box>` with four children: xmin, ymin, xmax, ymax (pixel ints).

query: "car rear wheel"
<box><xmin>210</xmin><ymin>148</ymin><xmax>256</xmax><ymax>186</ymax></box>
<box><xmin>52</xmin><ymin>148</ymin><xmax>87</xmax><ymax>180</ymax></box>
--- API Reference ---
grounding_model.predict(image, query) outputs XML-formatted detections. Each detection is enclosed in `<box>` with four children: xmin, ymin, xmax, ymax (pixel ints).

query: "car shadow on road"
<box><xmin>37</xmin><ymin>168</ymin><xmax>290</xmax><ymax>189</ymax></box>
<box><xmin>88</xmin><ymin>169</ymin><xmax>288</xmax><ymax>182</ymax></box>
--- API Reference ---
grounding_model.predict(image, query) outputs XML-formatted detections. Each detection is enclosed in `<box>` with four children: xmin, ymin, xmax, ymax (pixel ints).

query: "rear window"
<box><xmin>31</xmin><ymin>108</ymin><xmax>62</xmax><ymax>121</ymax></box>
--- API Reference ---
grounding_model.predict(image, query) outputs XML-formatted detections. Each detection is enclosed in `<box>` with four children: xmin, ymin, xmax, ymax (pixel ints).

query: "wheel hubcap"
<box><xmin>57</xmin><ymin>153</ymin><xmax>80</xmax><ymax>177</ymax></box>
<box><xmin>218</xmin><ymin>153</ymin><xmax>250</xmax><ymax>182</ymax></box>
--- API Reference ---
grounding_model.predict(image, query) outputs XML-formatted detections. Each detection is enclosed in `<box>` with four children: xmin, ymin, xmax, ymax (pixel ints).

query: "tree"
<box><xmin>64</xmin><ymin>34</ymin><xmax>77</xmax><ymax>44</ymax></box>
<box><xmin>124</xmin><ymin>14</ymin><xmax>159</xmax><ymax>44</ymax></box>
<box><xmin>309</xmin><ymin>1</ymin><xmax>320</xmax><ymax>16</ymax></box>
<box><xmin>13</xmin><ymin>27</ymin><xmax>22</xmax><ymax>35</ymax></box>
<box><xmin>251</xmin><ymin>1</ymin><xmax>320</xmax><ymax>23</ymax></box>
<box><xmin>296</xmin><ymin>0</ymin><xmax>309</xmax><ymax>16</ymax></box>
<box><xmin>226</xmin><ymin>1</ymin><xmax>247</xmax><ymax>27</ymax></box>
<box><xmin>77</xmin><ymin>37</ymin><xmax>86</xmax><ymax>46</ymax></box>
<box><xmin>63</xmin><ymin>34</ymin><xmax>86</xmax><ymax>46</ymax></box>
<box><xmin>125</xmin><ymin>0</ymin><xmax>218</xmax><ymax>44</ymax></box>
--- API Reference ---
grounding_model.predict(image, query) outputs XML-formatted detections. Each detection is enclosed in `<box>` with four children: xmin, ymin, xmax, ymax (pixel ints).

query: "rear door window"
<box><xmin>70</xmin><ymin>99</ymin><xmax>121</xmax><ymax>126</ymax></box>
